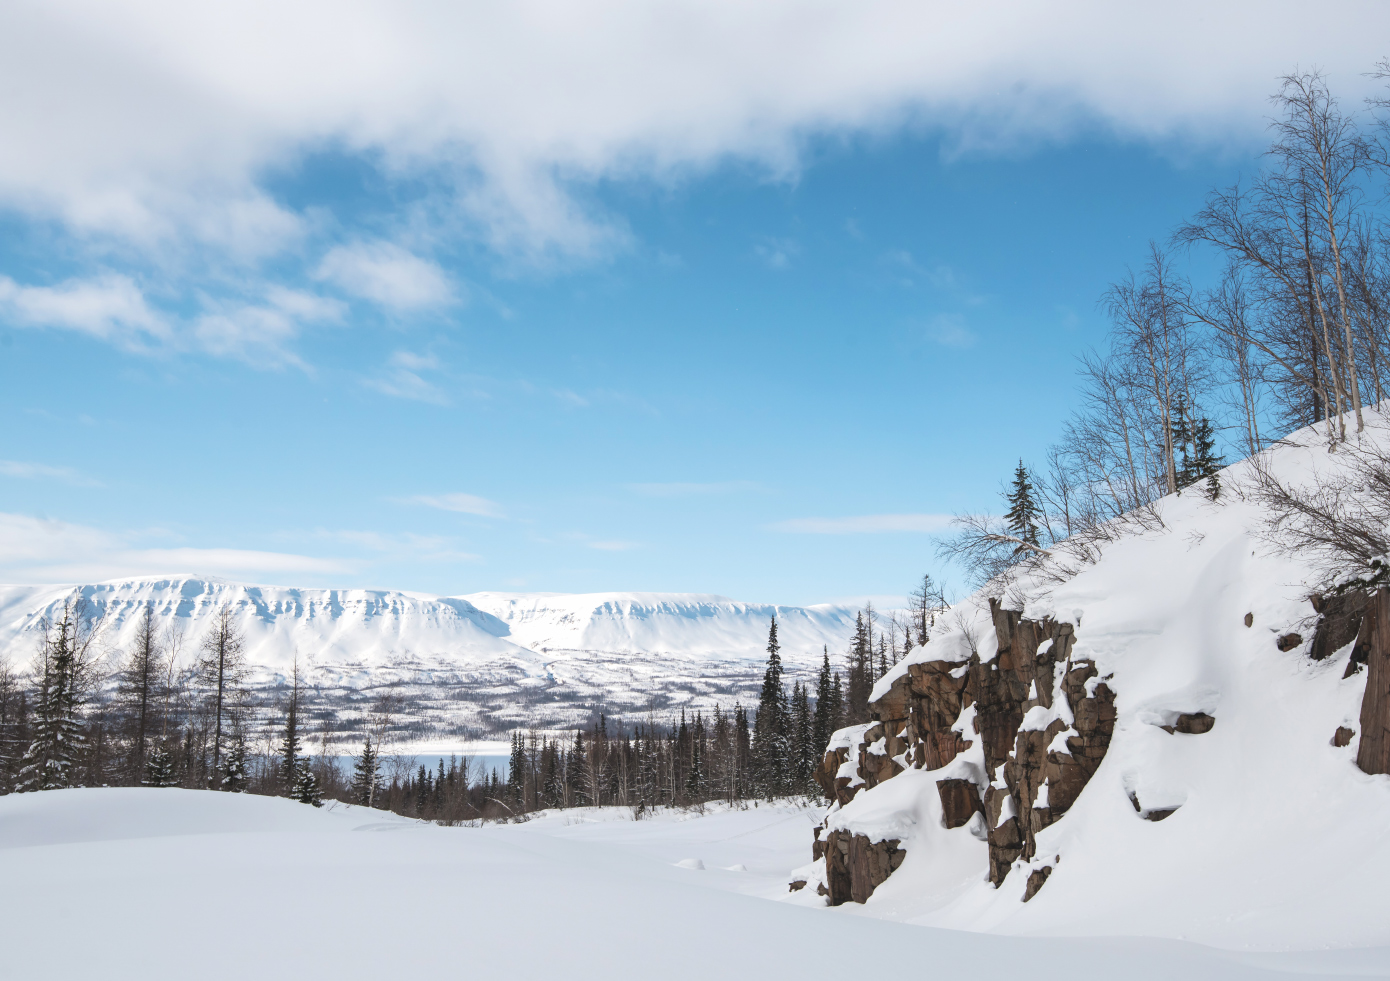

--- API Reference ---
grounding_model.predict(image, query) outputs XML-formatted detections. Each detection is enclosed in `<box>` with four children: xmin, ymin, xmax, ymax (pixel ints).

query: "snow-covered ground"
<box><xmin>0</xmin><ymin>581</ymin><xmax>855</xmax><ymax>741</ymax></box>
<box><xmin>2</xmin><ymin>788</ymin><xmax>1383</xmax><ymax>979</ymax></box>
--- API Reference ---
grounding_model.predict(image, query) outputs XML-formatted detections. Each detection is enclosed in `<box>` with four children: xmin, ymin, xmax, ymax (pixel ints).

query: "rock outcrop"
<box><xmin>821</xmin><ymin>830</ymin><xmax>905</xmax><ymax>904</ymax></box>
<box><xmin>814</xmin><ymin>600</ymin><xmax>1117</xmax><ymax>905</ymax></box>
<box><xmin>1356</xmin><ymin>589</ymin><xmax>1390</xmax><ymax>776</ymax></box>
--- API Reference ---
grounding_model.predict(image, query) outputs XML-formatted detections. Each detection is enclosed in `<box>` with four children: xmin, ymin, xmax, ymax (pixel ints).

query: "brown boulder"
<box><xmin>1022</xmin><ymin>865</ymin><xmax>1052</xmax><ymax>902</ymax></box>
<box><xmin>937</xmin><ymin>778</ymin><xmax>984</xmax><ymax>829</ymax></box>
<box><xmin>1277</xmin><ymin>632</ymin><xmax>1304</xmax><ymax>652</ymax></box>
<box><xmin>1310</xmin><ymin>589</ymin><xmax>1369</xmax><ymax>662</ymax></box>
<box><xmin>1161</xmin><ymin>712</ymin><xmax>1215</xmax><ymax>735</ymax></box>
<box><xmin>822</xmin><ymin>830</ymin><xmax>905</xmax><ymax>906</ymax></box>
<box><xmin>1334</xmin><ymin>726</ymin><xmax>1356</xmax><ymax>747</ymax></box>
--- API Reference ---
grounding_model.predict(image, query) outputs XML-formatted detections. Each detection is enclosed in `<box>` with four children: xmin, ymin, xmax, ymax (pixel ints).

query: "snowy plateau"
<box><xmin>0</xmin><ymin>584</ymin><xmax>856</xmax><ymax>748</ymax></box>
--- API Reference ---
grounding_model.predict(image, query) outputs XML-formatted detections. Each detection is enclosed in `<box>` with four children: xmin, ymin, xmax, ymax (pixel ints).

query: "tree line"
<box><xmin>0</xmin><ymin>591</ymin><xmax>948</xmax><ymax>819</ymax></box>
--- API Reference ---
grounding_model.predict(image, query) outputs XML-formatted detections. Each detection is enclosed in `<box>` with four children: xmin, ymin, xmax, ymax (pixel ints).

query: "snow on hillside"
<box><xmin>0</xmin><ymin>578</ymin><xmax>855</xmax><ymax>743</ymax></box>
<box><xmin>793</xmin><ymin>412</ymin><xmax>1390</xmax><ymax>951</ymax></box>
<box><xmin>1</xmin><ymin>788</ymin><xmax>1377</xmax><ymax>979</ymax></box>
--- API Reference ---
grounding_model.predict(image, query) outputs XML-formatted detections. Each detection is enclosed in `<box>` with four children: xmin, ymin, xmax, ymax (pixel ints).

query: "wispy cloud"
<box><xmin>399</xmin><ymin>492</ymin><xmax>505</xmax><ymax>518</ymax></box>
<box><xmin>769</xmin><ymin>513</ymin><xmax>953</xmax><ymax>534</ymax></box>
<box><xmin>194</xmin><ymin>287</ymin><xmax>345</xmax><ymax>369</ymax></box>
<box><xmin>0</xmin><ymin>273</ymin><xmax>168</xmax><ymax>348</ymax></box>
<box><xmin>0</xmin><ymin>512</ymin><xmax>352</xmax><ymax>583</ymax></box>
<box><xmin>365</xmin><ymin>350</ymin><xmax>450</xmax><ymax>405</ymax></box>
<box><xmin>587</xmin><ymin>539</ymin><xmax>641</xmax><ymax>551</ymax></box>
<box><xmin>628</xmin><ymin>480</ymin><xmax>765</xmax><ymax>497</ymax></box>
<box><xmin>754</xmin><ymin>237</ymin><xmax>799</xmax><ymax>270</ymax></box>
<box><xmin>925</xmin><ymin>313</ymin><xmax>976</xmax><ymax>349</ymax></box>
<box><xmin>315</xmin><ymin>241</ymin><xmax>458</xmax><ymax>311</ymax></box>
<box><xmin>0</xmin><ymin>460</ymin><xmax>101</xmax><ymax>487</ymax></box>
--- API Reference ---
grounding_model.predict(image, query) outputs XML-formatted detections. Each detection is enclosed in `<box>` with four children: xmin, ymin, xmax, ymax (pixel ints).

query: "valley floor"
<box><xmin>1</xmin><ymin>789</ymin><xmax>1385</xmax><ymax>979</ymax></box>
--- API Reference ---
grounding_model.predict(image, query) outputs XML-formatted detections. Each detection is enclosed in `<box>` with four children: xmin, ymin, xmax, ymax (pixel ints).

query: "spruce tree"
<box><xmin>142</xmin><ymin>746</ymin><xmax>176</xmax><ymax>787</ymax></box>
<box><xmin>16</xmin><ymin>600</ymin><xmax>90</xmax><ymax>792</ymax></box>
<box><xmin>685</xmin><ymin>712</ymin><xmax>705</xmax><ymax>802</ymax></box>
<box><xmin>1005</xmin><ymin>459</ymin><xmax>1041</xmax><ymax>552</ymax></box>
<box><xmin>751</xmin><ymin>617</ymin><xmax>790</xmax><ymax>797</ymax></box>
<box><xmin>845</xmin><ymin>612</ymin><xmax>871</xmax><ymax>724</ymax></box>
<box><xmin>290</xmin><ymin>756</ymin><xmax>323</xmax><ymax>807</ymax></box>
<box><xmin>351</xmin><ymin>734</ymin><xmax>380</xmax><ymax>807</ymax></box>
<box><xmin>790</xmin><ymin>682</ymin><xmax>812</xmax><ymax>793</ymax></box>
<box><xmin>830</xmin><ymin>672</ymin><xmax>844</xmax><ymax>731</ymax></box>
<box><xmin>218</xmin><ymin>734</ymin><xmax>248</xmax><ymax>792</ymax></box>
<box><xmin>1192</xmin><ymin>416</ymin><xmax>1223</xmax><ymax>500</ymax></box>
<box><xmin>812</xmin><ymin>647</ymin><xmax>833</xmax><ymax>760</ymax></box>
<box><xmin>566</xmin><ymin>728</ymin><xmax>587</xmax><ymax>806</ymax></box>
<box><xmin>279</xmin><ymin>657</ymin><xmax>303</xmax><ymax>793</ymax></box>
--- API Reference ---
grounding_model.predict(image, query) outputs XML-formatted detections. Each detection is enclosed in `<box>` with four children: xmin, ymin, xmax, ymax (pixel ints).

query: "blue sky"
<box><xmin>1</xmin><ymin>2</ymin><xmax>1386</xmax><ymax>604</ymax></box>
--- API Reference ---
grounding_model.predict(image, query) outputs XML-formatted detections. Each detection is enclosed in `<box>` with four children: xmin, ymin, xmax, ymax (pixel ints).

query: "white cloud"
<box><xmin>0</xmin><ymin>460</ymin><xmax>101</xmax><ymax>486</ymax></box>
<box><xmin>0</xmin><ymin>273</ymin><xmax>167</xmax><ymax>347</ymax></box>
<box><xmin>769</xmin><ymin>513</ymin><xmax>953</xmax><ymax>533</ymax></box>
<box><xmin>0</xmin><ymin>512</ymin><xmax>351</xmax><ymax>583</ymax></box>
<box><xmin>0</xmin><ymin>2</ymin><xmax>1384</xmax><ymax>262</ymax></box>
<box><xmin>400</xmin><ymin>492</ymin><xmax>505</xmax><ymax>518</ymax></box>
<box><xmin>587</xmin><ymin>539</ymin><xmax>640</xmax><ymax>551</ymax></box>
<box><xmin>316</xmin><ymin>242</ymin><xmax>458</xmax><ymax>310</ymax></box>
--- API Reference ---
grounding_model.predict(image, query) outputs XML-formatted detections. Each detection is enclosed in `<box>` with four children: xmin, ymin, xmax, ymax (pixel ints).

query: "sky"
<box><xmin>2</xmin><ymin>1</ymin><xmax>1389</xmax><ymax>605</ymax></box>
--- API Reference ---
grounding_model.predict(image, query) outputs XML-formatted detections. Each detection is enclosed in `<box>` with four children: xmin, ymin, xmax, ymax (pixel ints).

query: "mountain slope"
<box><xmin>0</xmin><ymin>577</ymin><xmax>856</xmax><ymax>743</ymax></box>
<box><xmin>792</xmin><ymin>413</ymin><xmax>1390</xmax><ymax>951</ymax></box>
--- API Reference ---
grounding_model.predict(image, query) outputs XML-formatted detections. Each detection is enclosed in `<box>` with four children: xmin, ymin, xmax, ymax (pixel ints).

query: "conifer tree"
<box><xmin>830</xmin><ymin>672</ymin><xmax>844</xmax><ymax>731</ymax></box>
<box><xmin>790</xmin><ymin>681</ymin><xmax>812</xmax><ymax>792</ymax></box>
<box><xmin>845</xmin><ymin>612</ymin><xmax>871</xmax><ymax>724</ymax></box>
<box><xmin>507</xmin><ymin>732</ymin><xmax>526</xmax><ymax>806</ymax></box>
<box><xmin>751</xmin><ymin>617</ymin><xmax>790</xmax><ymax>797</ymax></box>
<box><xmin>142</xmin><ymin>746</ymin><xmax>176</xmax><ymax>787</ymax></box>
<box><xmin>812</xmin><ymin>647</ymin><xmax>833</xmax><ymax>759</ymax></box>
<box><xmin>685</xmin><ymin>712</ymin><xmax>705</xmax><ymax>802</ymax></box>
<box><xmin>352</xmin><ymin>734</ymin><xmax>380</xmax><ymax>807</ymax></box>
<box><xmin>733</xmin><ymin>703</ymin><xmax>751</xmax><ymax>797</ymax></box>
<box><xmin>218</xmin><ymin>732</ymin><xmax>248</xmax><ymax>792</ymax></box>
<box><xmin>1005</xmin><ymin>459</ymin><xmax>1041</xmax><ymax>552</ymax></box>
<box><xmin>566</xmin><ymin>728</ymin><xmax>587</xmax><ymax>806</ymax></box>
<box><xmin>290</xmin><ymin>756</ymin><xmax>323</xmax><ymax>807</ymax></box>
<box><xmin>16</xmin><ymin>599</ymin><xmax>94</xmax><ymax>792</ymax></box>
<box><xmin>279</xmin><ymin>657</ymin><xmax>302</xmax><ymax>794</ymax></box>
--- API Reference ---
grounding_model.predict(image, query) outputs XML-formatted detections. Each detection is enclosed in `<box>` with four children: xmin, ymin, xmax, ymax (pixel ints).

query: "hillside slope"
<box><xmin>792</xmin><ymin>415</ymin><xmax>1390</xmax><ymax>951</ymax></box>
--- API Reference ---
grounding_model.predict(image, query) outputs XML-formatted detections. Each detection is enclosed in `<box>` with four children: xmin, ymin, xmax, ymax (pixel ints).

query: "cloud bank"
<box><xmin>3</xmin><ymin>0</ymin><xmax>1386</xmax><ymax>264</ymax></box>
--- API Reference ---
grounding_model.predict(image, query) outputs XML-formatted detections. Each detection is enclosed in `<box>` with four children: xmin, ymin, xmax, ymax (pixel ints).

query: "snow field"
<box><xmin>1</xmin><ymin>788</ymin><xmax>1385</xmax><ymax>979</ymax></box>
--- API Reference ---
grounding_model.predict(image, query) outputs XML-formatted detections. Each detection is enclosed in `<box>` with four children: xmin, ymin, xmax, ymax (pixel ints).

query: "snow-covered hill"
<box><xmin>791</xmin><ymin>412</ymin><xmax>1390</xmax><ymax>951</ymax></box>
<box><xmin>0</xmin><ymin>578</ymin><xmax>855</xmax><ymax>744</ymax></box>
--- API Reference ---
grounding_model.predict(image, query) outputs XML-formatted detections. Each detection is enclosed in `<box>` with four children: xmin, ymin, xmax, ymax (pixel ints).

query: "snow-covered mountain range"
<box><xmin>0</xmin><ymin>579</ymin><xmax>856</xmax><ymax>746</ymax></box>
